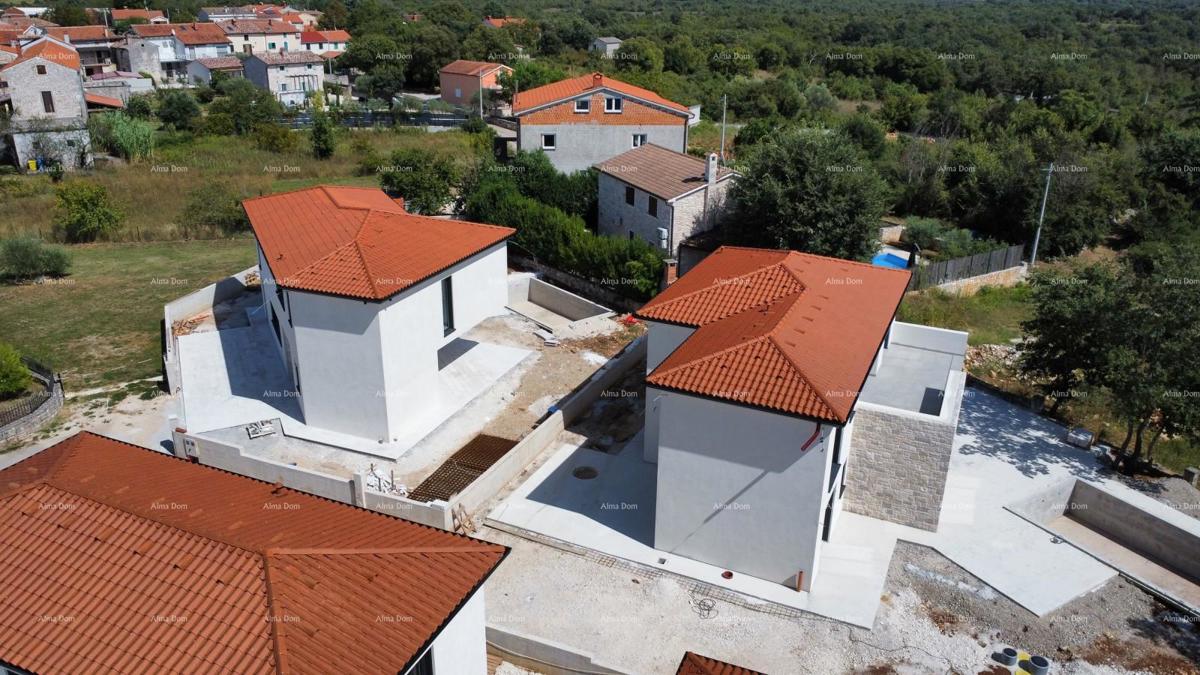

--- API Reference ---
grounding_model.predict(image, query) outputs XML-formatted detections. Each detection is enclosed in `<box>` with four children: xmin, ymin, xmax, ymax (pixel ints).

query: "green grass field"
<box><xmin>0</xmin><ymin>240</ymin><xmax>256</xmax><ymax>390</ymax></box>
<box><xmin>0</xmin><ymin>127</ymin><xmax>484</xmax><ymax>242</ymax></box>
<box><xmin>897</xmin><ymin>284</ymin><xmax>1032</xmax><ymax>346</ymax></box>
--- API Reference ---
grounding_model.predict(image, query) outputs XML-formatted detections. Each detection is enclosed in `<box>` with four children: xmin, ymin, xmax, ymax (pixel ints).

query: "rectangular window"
<box><xmin>269</xmin><ymin>42</ymin><xmax>277</xmax><ymax>50</ymax></box>
<box><xmin>441</xmin><ymin>277</ymin><xmax>455</xmax><ymax>336</ymax></box>
<box><xmin>574</xmin><ymin>98</ymin><xmax>589</xmax><ymax>113</ymax></box>
<box><xmin>454</xmin><ymin>87</ymin><xmax>461</xmax><ymax>98</ymax></box>
<box><xmin>36</xmin><ymin>64</ymin><xmax>46</xmax><ymax>74</ymax></box>
<box><xmin>40</xmin><ymin>91</ymin><xmax>54</xmax><ymax>113</ymax></box>
<box><xmin>281</xmin><ymin>83</ymin><xmax>288</xmax><ymax>91</ymax></box>
<box><xmin>632</xmin><ymin>134</ymin><xmax>647</xmax><ymax>147</ymax></box>
<box><xmin>624</xmin><ymin>186</ymin><xmax>634</xmax><ymax>205</ymax></box>
<box><xmin>541</xmin><ymin>133</ymin><xmax>556</xmax><ymax>150</ymax></box>
<box><xmin>648</xmin><ymin>196</ymin><xmax>658</xmax><ymax>217</ymax></box>
<box><xmin>604</xmin><ymin>96</ymin><xmax>622</xmax><ymax>113</ymax></box>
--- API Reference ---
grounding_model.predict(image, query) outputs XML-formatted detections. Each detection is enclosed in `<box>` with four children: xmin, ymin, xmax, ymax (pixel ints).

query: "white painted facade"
<box><xmin>257</xmin><ymin>242</ymin><xmax>509</xmax><ymax>443</ymax></box>
<box><xmin>243</xmin><ymin>56</ymin><xmax>321</xmax><ymax>106</ymax></box>
<box><xmin>416</xmin><ymin>587</ymin><xmax>488</xmax><ymax>674</ymax></box>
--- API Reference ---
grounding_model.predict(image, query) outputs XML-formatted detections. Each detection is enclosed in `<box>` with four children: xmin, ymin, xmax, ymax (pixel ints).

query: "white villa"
<box><xmin>636</xmin><ymin>246</ymin><xmax>968</xmax><ymax>591</ymax></box>
<box><xmin>245</xmin><ymin>185</ymin><xmax>515</xmax><ymax>444</ymax></box>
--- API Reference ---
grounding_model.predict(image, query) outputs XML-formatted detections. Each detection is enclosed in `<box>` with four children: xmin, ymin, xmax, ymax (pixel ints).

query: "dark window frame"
<box><xmin>648</xmin><ymin>196</ymin><xmax>658</xmax><ymax>217</ymax></box>
<box><xmin>441</xmin><ymin>276</ymin><xmax>455</xmax><ymax>337</ymax></box>
<box><xmin>624</xmin><ymin>186</ymin><xmax>634</xmax><ymax>205</ymax></box>
<box><xmin>40</xmin><ymin>91</ymin><xmax>54</xmax><ymax>113</ymax></box>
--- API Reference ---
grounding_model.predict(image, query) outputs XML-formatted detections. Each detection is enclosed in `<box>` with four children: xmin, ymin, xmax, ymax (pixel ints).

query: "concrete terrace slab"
<box><xmin>488</xmin><ymin>432</ymin><xmax>919</xmax><ymax>627</ymax></box>
<box><xmin>179</xmin><ymin>322</ymin><xmax>531</xmax><ymax>459</ymax></box>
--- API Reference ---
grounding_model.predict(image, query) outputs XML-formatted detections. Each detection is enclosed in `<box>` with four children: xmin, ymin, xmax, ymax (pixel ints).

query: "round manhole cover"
<box><xmin>572</xmin><ymin>466</ymin><xmax>599</xmax><ymax>480</ymax></box>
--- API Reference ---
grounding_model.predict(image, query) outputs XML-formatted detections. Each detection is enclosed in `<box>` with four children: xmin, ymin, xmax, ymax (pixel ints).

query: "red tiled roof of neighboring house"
<box><xmin>2</xmin><ymin>38</ymin><xmax>79</xmax><ymax>70</ymax></box>
<box><xmin>45</xmin><ymin>25</ymin><xmax>116</xmax><ymax>43</ymax></box>
<box><xmin>0</xmin><ymin>431</ymin><xmax>508</xmax><ymax>675</ymax></box>
<box><xmin>513</xmin><ymin>71</ymin><xmax>689</xmax><ymax>116</ymax></box>
<box><xmin>300</xmin><ymin>28</ymin><xmax>349</xmax><ymax>43</ymax></box>
<box><xmin>218</xmin><ymin>17</ymin><xmax>299</xmax><ymax>34</ymax></box>
<box><xmin>244</xmin><ymin>186</ymin><xmax>516</xmax><ymax>301</ymax></box>
<box><xmin>84</xmin><ymin>92</ymin><xmax>124</xmax><ymax>108</ymax></box>
<box><xmin>2</xmin><ymin>16</ymin><xmax>56</xmax><ymax>29</ymax></box>
<box><xmin>439</xmin><ymin>58</ymin><xmax>508</xmax><ymax>76</ymax></box>
<box><xmin>0</xmin><ymin>44</ymin><xmax>18</xmax><ymax>57</ymax></box>
<box><xmin>132</xmin><ymin>22</ymin><xmax>231</xmax><ymax>45</ymax></box>
<box><xmin>482</xmin><ymin>16</ymin><xmax>525</xmax><ymax>28</ymax></box>
<box><xmin>111</xmin><ymin>8</ymin><xmax>166</xmax><ymax>21</ymax></box>
<box><xmin>677</xmin><ymin>651</ymin><xmax>765</xmax><ymax>675</ymax></box>
<box><xmin>195</xmin><ymin>55</ymin><xmax>244</xmax><ymax>70</ymax></box>
<box><xmin>637</xmin><ymin>246</ymin><xmax>910</xmax><ymax>424</ymax></box>
<box><xmin>595</xmin><ymin>144</ymin><xmax>735</xmax><ymax>201</ymax></box>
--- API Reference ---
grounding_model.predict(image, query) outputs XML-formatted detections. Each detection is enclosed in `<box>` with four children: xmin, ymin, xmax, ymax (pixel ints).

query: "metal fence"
<box><xmin>276</xmin><ymin>110</ymin><xmax>469</xmax><ymax>129</ymax></box>
<box><xmin>0</xmin><ymin>358</ymin><xmax>56</xmax><ymax>428</ymax></box>
<box><xmin>909</xmin><ymin>244</ymin><xmax>1025</xmax><ymax>290</ymax></box>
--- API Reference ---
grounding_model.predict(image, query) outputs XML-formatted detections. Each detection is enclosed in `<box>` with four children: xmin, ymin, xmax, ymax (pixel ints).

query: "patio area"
<box><xmin>860</xmin><ymin>322</ymin><xmax>968</xmax><ymax>416</ymax></box>
<box><xmin>177</xmin><ymin>314</ymin><xmax>532</xmax><ymax>460</ymax></box>
<box><xmin>488</xmin><ymin>383</ymin><xmax>1198</xmax><ymax>627</ymax></box>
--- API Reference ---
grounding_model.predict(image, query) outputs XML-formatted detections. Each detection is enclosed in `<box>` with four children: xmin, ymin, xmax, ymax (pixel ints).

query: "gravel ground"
<box><xmin>480</xmin><ymin>529</ymin><xmax>1200</xmax><ymax>675</ymax></box>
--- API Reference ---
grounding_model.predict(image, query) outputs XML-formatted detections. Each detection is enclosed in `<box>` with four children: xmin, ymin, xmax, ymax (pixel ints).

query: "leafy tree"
<box><xmin>319</xmin><ymin>0</ymin><xmax>348</xmax><ymax>29</ymax></box>
<box><xmin>404</xmin><ymin>24</ymin><xmax>458</xmax><ymax>88</ymax></box>
<box><xmin>755</xmin><ymin>43</ymin><xmax>786</xmax><ymax>71</ymax></box>
<box><xmin>497</xmin><ymin>61</ymin><xmax>566</xmax><ymax>101</ymax></box>
<box><xmin>208</xmin><ymin>79</ymin><xmax>284</xmax><ymax>135</ymax></box>
<box><xmin>310</xmin><ymin>109</ymin><xmax>336</xmax><ymax>159</ymax></box>
<box><xmin>46</xmin><ymin>1</ymin><xmax>87</xmax><ymax>27</ymax></box>
<box><xmin>53</xmin><ymin>181</ymin><xmax>122</xmax><ymax>243</ymax></box>
<box><xmin>725</xmin><ymin>129</ymin><xmax>887</xmax><ymax>260</ymax></box>
<box><xmin>252</xmin><ymin>123</ymin><xmax>298</xmax><ymax>153</ymax></box>
<box><xmin>509</xmin><ymin>151</ymin><xmax>597</xmax><ymax>220</ymax></box>
<box><xmin>708</xmin><ymin>44</ymin><xmax>754</xmax><ymax>77</ymax></box>
<box><xmin>157</xmin><ymin>90</ymin><xmax>201</xmax><ymax>131</ymax></box>
<box><xmin>125</xmin><ymin>94</ymin><xmax>154</xmax><ymax>120</ymax></box>
<box><xmin>841</xmin><ymin>113</ymin><xmax>886</xmax><ymax>158</ymax></box>
<box><xmin>378</xmin><ymin>148</ymin><xmax>459</xmax><ymax>214</ymax></box>
<box><xmin>664</xmin><ymin>36</ymin><xmax>704</xmax><ymax>76</ymax></box>
<box><xmin>735</xmin><ymin>117</ymin><xmax>783</xmax><ymax>149</ymax></box>
<box><xmin>462</xmin><ymin>25</ymin><xmax>517</xmax><ymax>63</ymax></box>
<box><xmin>614</xmin><ymin>37</ymin><xmax>664</xmax><ymax>73</ymax></box>
<box><xmin>878</xmin><ymin>82</ymin><xmax>928</xmax><ymax>132</ymax></box>
<box><xmin>0</xmin><ymin>342</ymin><xmax>31</xmax><ymax>399</ymax></box>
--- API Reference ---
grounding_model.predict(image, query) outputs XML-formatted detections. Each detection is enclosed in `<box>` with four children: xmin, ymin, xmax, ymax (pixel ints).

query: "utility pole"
<box><xmin>718</xmin><ymin>94</ymin><xmax>727</xmax><ymax>164</ymax></box>
<box><xmin>1031</xmin><ymin>162</ymin><xmax>1054</xmax><ymax>267</ymax></box>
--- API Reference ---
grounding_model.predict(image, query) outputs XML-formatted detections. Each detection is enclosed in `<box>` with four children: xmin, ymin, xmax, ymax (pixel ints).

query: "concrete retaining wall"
<box><xmin>1068</xmin><ymin>481</ymin><xmax>1200</xmax><ymax>581</ymax></box>
<box><xmin>485</xmin><ymin>626</ymin><xmax>624</xmax><ymax>675</ymax></box>
<box><xmin>843</xmin><ymin>370</ymin><xmax>966</xmax><ymax>531</ymax></box>
<box><xmin>163</xmin><ymin>266</ymin><xmax>258</xmax><ymax>393</ymax></box>
<box><xmin>509</xmin><ymin>253</ymin><xmax>642</xmax><ymax>314</ymax></box>
<box><xmin>934</xmin><ymin>263</ymin><xmax>1027</xmax><ymax>296</ymax></box>
<box><xmin>528</xmin><ymin>278</ymin><xmax>608</xmax><ymax>322</ymax></box>
<box><xmin>362</xmin><ymin>489</ymin><xmax>453</xmax><ymax>530</ymax></box>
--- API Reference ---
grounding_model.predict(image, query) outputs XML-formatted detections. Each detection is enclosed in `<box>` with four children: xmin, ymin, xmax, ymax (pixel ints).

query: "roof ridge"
<box><xmin>764</xmin><ymin>313</ymin><xmax>839</xmax><ymax>420</ymax></box>
<box><xmin>267</xmin><ymin>545</ymin><xmax>507</xmax><ymax>556</ymax></box>
<box><xmin>643</xmin><ymin>256</ymin><xmax>794</xmax><ymax>322</ymax></box>
<box><xmin>261</xmin><ymin>553</ymin><xmax>290</xmax><ymax>675</ymax></box>
<box><xmin>647</xmin><ymin>328</ymin><xmax>776</xmax><ymax>384</ymax></box>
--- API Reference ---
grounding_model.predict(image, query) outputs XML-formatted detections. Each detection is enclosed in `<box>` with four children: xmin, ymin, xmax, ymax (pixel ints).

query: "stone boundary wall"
<box><xmin>0</xmin><ymin>372</ymin><xmax>64</xmax><ymax>445</ymax></box>
<box><xmin>934</xmin><ymin>263</ymin><xmax>1027</xmax><ymax>296</ymax></box>
<box><xmin>843</xmin><ymin>371</ymin><xmax>966</xmax><ymax>531</ymax></box>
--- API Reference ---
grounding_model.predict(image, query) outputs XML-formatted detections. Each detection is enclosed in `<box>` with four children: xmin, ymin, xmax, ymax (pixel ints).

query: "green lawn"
<box><xmin>897</xmin><ymin>284</ymin><xmax>1032</xmax><ymax>345</ymax></box>
<box><xmin>0</xmin><ymin>127</ymin><xmax>483</xmax><ymax>242</ymax></box>
<box><xmin>0</xmin><ymin>240</ymin><xmax>256</xmax><ymax>390</ymax></box>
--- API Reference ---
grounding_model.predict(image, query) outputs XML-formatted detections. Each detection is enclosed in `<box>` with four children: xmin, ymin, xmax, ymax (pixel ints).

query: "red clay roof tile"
<box><xmin>2</xmin><ymin>38</ymin><xmax>79</xmax><ymax>71</ymax></box>
<box><xmin>0</xmin><ymin>431</ymin><xmax>507</xmax><ymax>675</ymax></box>
<box><xmin>244</xmin><ymin>186</ymin><xmax>515</xmax><ymax>301</ymax></box>
<box><xmin>637</xmin><ymin>246</ymin><xmax>910</xmax><ymax>423</ymax></box>
<box><xmin>513</xmin><ymin>71</ymin><xmax>689</xmax><ymax>116</ymax></box>
<box><xmin>677</xmin><ymin>651</ymin><xmax>765</xmax><ymax>675</ymax></box>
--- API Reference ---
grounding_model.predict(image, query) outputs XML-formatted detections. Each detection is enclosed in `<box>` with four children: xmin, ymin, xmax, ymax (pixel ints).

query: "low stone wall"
<box><xmin>1069</xmin><ymin>481</ymin><xmax>1200</xmax><ymax>582</ymax></box>
<box><xmin>0</xmin><ymin>374</ymin><xmax>64</xmax><ymax>445</ymax></box>
<box><xmin>843</xmin><ymin>371</ymin><xmax>966</xmax><ymax>531</ymax></box>
<box><xmin>934</xmin><ymin>263</ymin><xmax>1027</xmax><ymax>296</ymax></box>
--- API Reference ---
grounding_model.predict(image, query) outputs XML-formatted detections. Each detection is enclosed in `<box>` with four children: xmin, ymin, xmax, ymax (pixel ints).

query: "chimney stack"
<box><xmin>592</xmin><ymin>72</ymin><xmax>603</xmax><ymax>87</ymax></box>
<box><xmin>705</xmin><ymin>152</ymin><xmax>718</xmax><ymax>184</ymax></box>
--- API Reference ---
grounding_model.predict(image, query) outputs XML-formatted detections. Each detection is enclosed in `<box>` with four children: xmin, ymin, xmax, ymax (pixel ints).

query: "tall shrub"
<box><xmin>0</xmin><ymin>238</ymin><xmax>71</xmax><ymax>279</ymax></box>
<box><xmin>53</xmin><ymin>181</ymin><xmax>122</xmax><ymax>242</ymax></box>
<box><xmin>0</xmin><ymin>342</ymin><xmax>31</xmax><ymax>399</ymax></box>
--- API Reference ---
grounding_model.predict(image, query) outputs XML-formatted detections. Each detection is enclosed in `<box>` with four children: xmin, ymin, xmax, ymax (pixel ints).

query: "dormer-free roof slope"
<box><xmin>677</xmin><ymin>651</ymin><xmax>765</xmax><ymax>675</ymax></box>
<box><xmin>0</xmin><ymin>431</ymin><xmax>508</xmax><ymax>675</ymax></box>
<box><xmin>596</xmin><ymin>143</ymin><xmax>735</xmax><ymax>201</ymax></box>
<box><xmin>1</xmin><ymin>36</ymin><xmax>78</xmax><ymax>70</ymax></box>
<box><xmin>244</xmin><ymin>185</ymin><xmax>515</xmax><ymax>301</ymax></box>
<box><xmin>636</xmin><ymin>246</ymin><xmax>910</xmax><ymax>424</ymax></box>
<box><xmin>513</xmin><ymin>71</ymin><xmax>689</xmax><ymax>115</ymax></box>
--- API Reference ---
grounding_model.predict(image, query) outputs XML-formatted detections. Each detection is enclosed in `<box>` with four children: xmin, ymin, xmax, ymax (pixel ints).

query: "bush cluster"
<box><xmin>0</xmin><ymin>238</ymin><xmax>71</xmax><ymax>279</ymax></box>
<box><xmin>0</xmin><ymin>342</ymin><xmax>31</xmax><ymax>399</ymax></box>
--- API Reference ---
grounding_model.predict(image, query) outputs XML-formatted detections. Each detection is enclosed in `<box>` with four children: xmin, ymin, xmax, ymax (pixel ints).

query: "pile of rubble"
<box><xmin>966</xmin><ymin>343</ymin><xmax>1019</xmax><ymax>370</ymax></box>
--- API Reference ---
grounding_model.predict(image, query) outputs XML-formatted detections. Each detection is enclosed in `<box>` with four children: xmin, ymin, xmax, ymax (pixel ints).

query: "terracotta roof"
<box><xmin>195</xmin><ymin>55</ymin><xmax>244</xmax><ymax>69</ymax></box>
<box><xmin>111</xmin><ymin>8</ymin><xmax>166</xmax><ymax>21</ymax></box>
<box><xmin>218</xmin><ymin>17</ymin><xmax>299</xmax><ymax>34</ymax></box>
<box><xmin>132</xmin><ymin>22</ymin><xmax>231</xmax><ymax>45</ymax></box>
<box><xmin>482</xmin><ymin>16</ymin><xmax>525</xmax><ymax>28</ymax></box>
<box><xmin>637</xmin><ymin>246</ymin><xmax>910</xmax><ymax>423</ymax></box>
<box><xmin>251</xmin><ymin>50</ymin><xmax>322</xmax><ymax>64</ymax></box>
<box><xmin>440</xmin><ymin>58</ymin><xmax>508</xmax><ymax>76</ymax></box>
<box><xmin>245</xmin><ymin>186</ymin><xmax>515</xmax><ymax>301</ymax></box>
<box><xmin>0</xmin><ymin>432</ymin><xmax>508</xmax><ymax>675</ymax></box>
<box><xmin>84</xmin><ymin>91</ymin><xmax>124</xmax><ymax>108</ymax></box>
<box><xmin>596</xmin><ymin>144</ymin><xmax>735</xmax><ymax>201</ymax></box>
<box><xmin>2</xmin><ymin>37</ymin><xmax>79</xmax><ymax>71</ymax></box>
<box><xmin>300</xmin><ymin>28</ymin><xmax>349</xmax><ymax>43</ymax></box>
<box><xmin>45</xmin><ymin>25</ymin><xmax>115</xmax><ymax>42</ymax></box>
<box><xmin>513</xmin><ymin>71</ymin><xmax>689</xmax><ymax>115</ymax></box>
<box><xmin>677</xmin><ymin>651</ymin><xmax>765</xmax><ymax>675</ymax></box>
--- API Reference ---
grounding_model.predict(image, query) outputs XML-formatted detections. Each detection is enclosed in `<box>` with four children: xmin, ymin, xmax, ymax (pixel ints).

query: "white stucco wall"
<box><xmin>653</xmin><ymin>390</ymin><xmax>834</xmax><ymax>590</ymax></box>
<box><xmin>642</xmin><ymin>320</ymin><xmax>695</xmax><ymax>463</ymax></box>
<box><xmin>256</xmin><ymin>241</ymin><xmax>508</xmax><ymax>442</ymax></box>
<box><xmin>420</xmin><ymin>587</ymin><xmax>488</xmax><ymax>675</ymax></box>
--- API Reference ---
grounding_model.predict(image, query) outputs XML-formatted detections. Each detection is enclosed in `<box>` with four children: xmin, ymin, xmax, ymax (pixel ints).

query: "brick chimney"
<box><xmin>662</xmin><ymin>259</ymin><xmax>678</xmax><ymax>288</ymax></box>
<box><xmin>592</xmin><ymin>72</ymin><xmax>603</xmax><ymax>87</ymax></box>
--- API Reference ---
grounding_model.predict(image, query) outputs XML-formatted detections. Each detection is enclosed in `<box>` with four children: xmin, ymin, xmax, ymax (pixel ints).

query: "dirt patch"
<box><xmin>1080</xmin><ymin>634</ymin><xmax>1200</xmax><ymax>675</ymax></box>
<box><xmin>888</xmin><ymin>541</ymin><xmax>1200</xmax><ymax>672</ymax></box>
